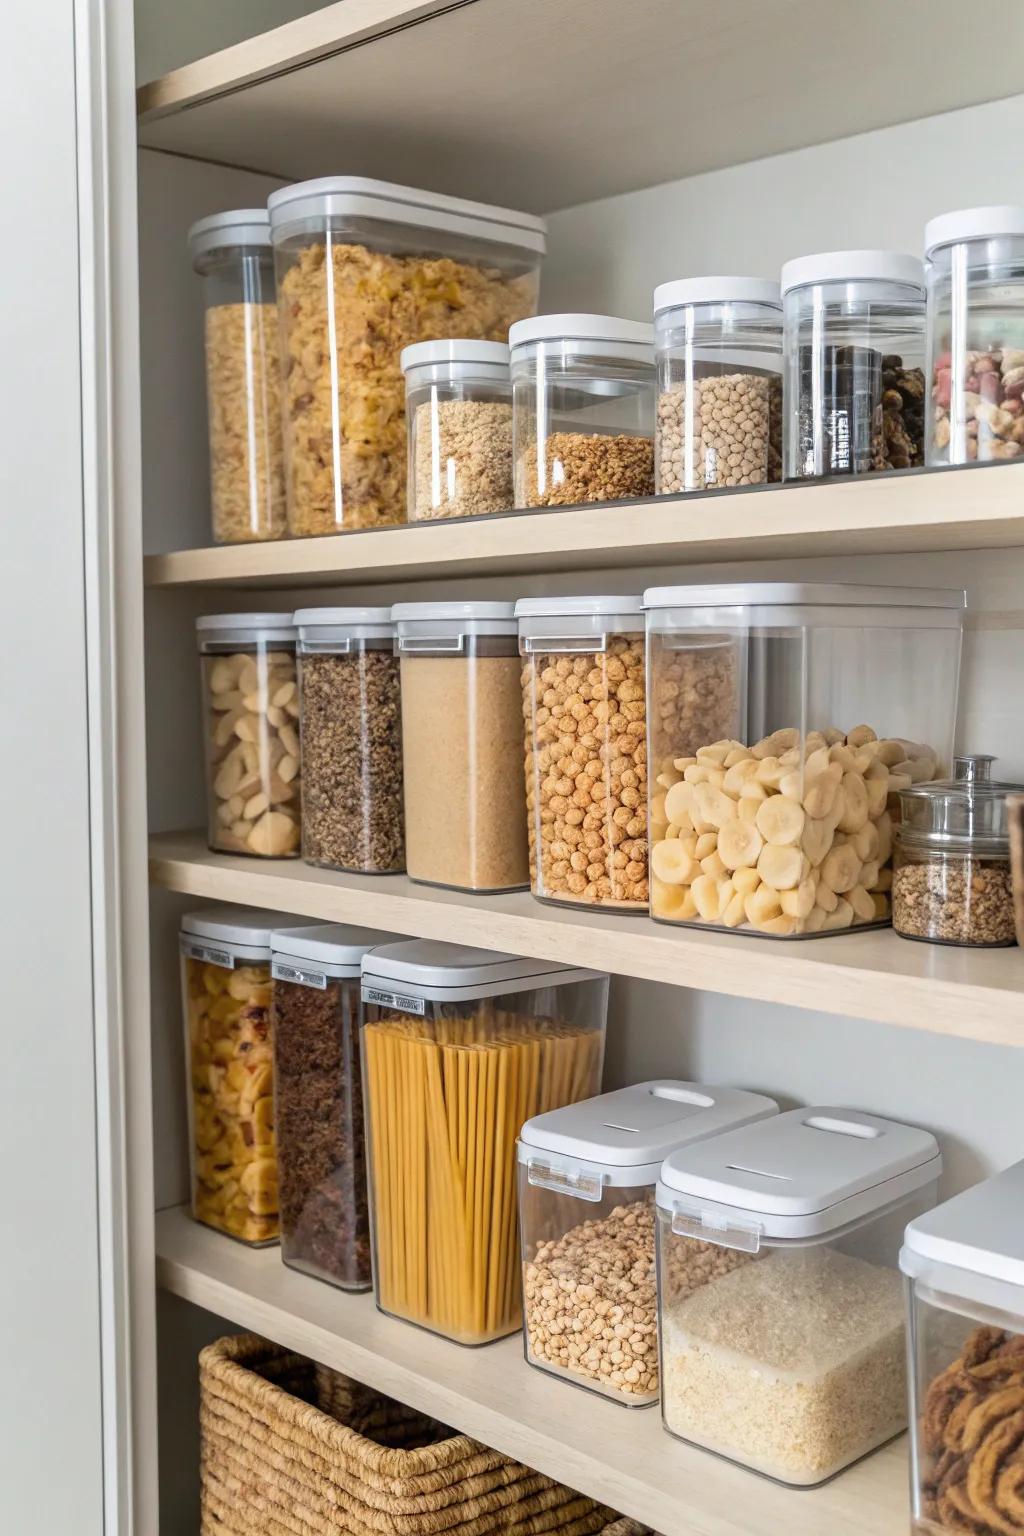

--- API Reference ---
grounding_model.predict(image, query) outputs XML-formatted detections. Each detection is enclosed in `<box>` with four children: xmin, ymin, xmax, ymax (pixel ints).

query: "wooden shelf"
<box><xmin>143</xmin><ymin>462</ymin><xmax>1024</xmax><ymax>590</ymax></box>
<box><xmin>150</xmin><ymin>831</ymin><xmax>1024</xmax><ymax>1045</ymax></box>
<box><xmin>156</xmin><ymin>1204</ymin><xmax>906</xmax><ymax>1534</ymax></box>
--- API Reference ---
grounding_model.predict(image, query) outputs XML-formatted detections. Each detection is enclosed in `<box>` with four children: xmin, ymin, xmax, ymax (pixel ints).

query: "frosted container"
<box><xmin>268</xmin><ymin>178</ymin><xmax>544</xmax><ymax>535</ymax></box>
<box><xmin>654</xmin><ymin>276</ymin><xmax>782</xmax><ymax>493</ymax></box>
<box><xmin>360</xmin><ymin>941</ymin><xmax>608</xmax><ymax>1345</ymax></box>
<box><xmin>924</xmin><ymin>206</ymin><xmax>1024</xmax><ymax>466</ymax></box>
<box><xmin>657</xmin><ymin>1107</ymin><xmax>941</xmax><ymax>1485</ymax></box>
<box><xmin>643</xmin><ymin>582</ymin><xmax>964</xmax><ymax>936</ymax></box>
<box><xmin>902</xmin><ymin>1159</ymin><xmax>1024</xmax><ymax>1536</ymax></box>
<box><xmin>401</xmin><ymin>339</ymin><xmax>512</xmax><ymax>520</ymax></box>
<box><xmin>518</xmin><ymin>1081</ymin><xmax>777</xmax><ymax>1405</ymax></box>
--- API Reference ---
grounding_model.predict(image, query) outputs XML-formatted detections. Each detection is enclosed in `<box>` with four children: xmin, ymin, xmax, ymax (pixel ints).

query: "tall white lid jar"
<box><xmin>188</xmin><ymin>209</ymin><xmax>286</xmax><ymax>545</ymax></box>
<box><xmin>924</xmin><ymin>206</ymin><xmax>1024</xmax><ymax>465</ymax></box>
<box><xmin>653</xmin><ymin>277</ymin><xmax>783</xmax><ymax>493</ymax></box>
<box><xmin>400</xmin><ymin>339</ymin><xmax>512</xmax><ymax>521</ymax></box>
<box><xmin>509</xmin><ymin>314</ymin><xmax>656</xmax><ymax>508</ymax></box>
<box><xmin>781</xmin><ymin>251</ymin><xmax>926</xmax><ymax>480</ymax></box>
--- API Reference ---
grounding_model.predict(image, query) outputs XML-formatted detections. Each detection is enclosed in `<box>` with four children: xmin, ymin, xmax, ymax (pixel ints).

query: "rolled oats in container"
<box><xmin>401</xmin><ymin>340</ymin><xmax>512</xmax><ymax>521</ymax></box>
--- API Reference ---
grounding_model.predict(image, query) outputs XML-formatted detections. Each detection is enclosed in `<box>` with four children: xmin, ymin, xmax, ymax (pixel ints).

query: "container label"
<box><xmin>182</xmin><ymin>940</ymin><xmax>235</xmax><ymax>969</ymax></box>
<box><xmin>362</xmin><ymin>985</ymin><xmax>425</xmax><ymax>1015</ymax></box>
<box><xmin>272</xmin><ymin>961</ymin><xmax>328</xmax><ymax>990</ymax></box>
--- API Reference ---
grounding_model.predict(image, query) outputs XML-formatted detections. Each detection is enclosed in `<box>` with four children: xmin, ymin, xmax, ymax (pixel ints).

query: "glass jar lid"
<box><xmin>896</xmin><ymin>755</ymin><xmax>1024</xmax><ymax>854</ymax></box>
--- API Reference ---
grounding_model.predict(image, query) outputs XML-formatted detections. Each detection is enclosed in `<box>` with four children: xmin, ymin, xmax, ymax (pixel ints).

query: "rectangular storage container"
<box><xmin>394</xmin><ymin>601</ymin><xmax>529</xmax><ymax>892</ymax></box>
<box><xmin>656</xmin><ymin>1106</ymin><xmax>941</xmax><ymax>1486</ymax></box>
<box><xmin>902</xmin><ymin>1160</ymin><xmax>1024</xmax><ymax>1536</ymax></box>
<box><xmin>295</xmin><ymin>606</ymin><xmax>404</xmax><ymax>874</ymax></box>
<box><xmin>401</xmin><ymin>339</ymin><xmax>513</xmax><ymax>521</ymax></box>
<box><xmin>361</xmin><ymin>941</ymin><xmax>608</xmax><ymax>1346</ymax></box>
<box><xmin>181</xmin><ymin>907</ymin><xmax>311</xmax><ymax>1245</ymax></box>
<box><xmin>271</xmin><ymin>923</ymin><xmax>395</xmax><ymax>1291</ymax></box>
<box><xmin>644</xmin><ymin>582</ymin><xmax>964</xmax><ymax>936</ymax></box>
<box><xmin>518</xmin><ymin>1081</ymin><xmax>777</xmax><ymax>1406</ymax></box>
<box><xmin>197</xmin><ymin>612</ymin><xmax>302</xmax><ymax>858</ymax></box>
<box><xmin>267</xmin><ymin>177</ymin><xmax>545</xmax><ymax>536</ymax></box>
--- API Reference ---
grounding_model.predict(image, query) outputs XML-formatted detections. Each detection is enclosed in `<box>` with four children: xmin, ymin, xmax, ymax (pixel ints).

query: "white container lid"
<box><xmin>514</xmin><ymin>595</ymin><xmax>644</xmax><ymax>619</ymax></box>
<box><xmin>271</xmin><ymin>923</ymin><xmax>394</xmax><ymax>980</ymax></box>
<box><xmin>658</xmin><ymin>1106</ymin><xmax>941</xmax><ymax>1240</ymax></box>
<box><xmin>653</xmin><ymin>276</ymin><xmax>781</xmax><ymax>312</ymax></box>
<box><xmin>181</xmin><ymin>907</ymin><xmax>310</xmax><ymax>964</ymax></box>
<box><xmin>520</xmin><ymin>1081</ymin><xmax>778</xmax><ymax>1185</ymax></box>
<box><xmin>781</xmin><ymin>249</ymin><xmax>924</xmax><ymax>294</ymax></box>
<box><xmin>400</xmin><ymin>339</ymin><xmax>510</xmax><ymax>373</ymax></box>
<box><xmin>925</xmin><ymin>205</ymin><xmax>1024</xmax><ymax>257</ymax></box>
<box><xmin>267</xmin><ymin>176</ymin><xmax>547</xmax><ymax>256</ymax></box>
<box><xmin>196</xmin><ymin>612</ymin><xmax>298</xmax><ymax>643</ymax></box>
<box><xmin>361</xmin><ymin>939</ymin><xmax>602</xmax><ymax>1003</ymax></box>
<box><xmin>391</xmin><ymin>600</ymin><xmax>515</xmax><ymax>622</ymax></box>
<box><xmin>188</xmin><ymin>209</ymin><xmax>272</xmax><ymax>265</ymax></box>
<box><xmin>509</xmin><ymin>313</ymin><xmax>654</xmax><ymax>350</ymax></box>
<box><xmin>643</xmin><ymin>581</ymin><xmax>965</xmax><ymax>611</ymax></box>
<box><xmin>901</xmin><ymin>1159</ymin><xmax>1024</xmax><ymax>1293</ymax></box>
<box><xmin>294</xmin><ymin>606</ymin><xmax>393</xmax><ymax>629</ymax></box>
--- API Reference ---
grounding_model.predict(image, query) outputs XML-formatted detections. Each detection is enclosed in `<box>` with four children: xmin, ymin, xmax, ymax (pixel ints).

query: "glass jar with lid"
<box><xmin>400</xmin><ymin>340</ymin><xmax>512</xmax><ymax>521</ymax></box>
<box><xmin>188</xmin><ymin>209</ymin><xmax>287</xmax><ymax>545</ymax></box>
<box><xmin>782</xmin><ymin>251</ymin><xmax>926</xmax><ymax>480</ymax></box>
<box><xmin>892</xmin><ymin>754</ymin><xmax>1021</xmax><ymax>947</ymax></box>
<box><xmin>518</xmin><ymin>1081</ymin><xmax>777</xmax><ymax>1406</ymax></box>
<box><xmin>654</xmin><ymin>277</ymin><xmax>783</xmax><ymax>493</ymax></box>
<box><xmin>924</xmin><ymin>206</ymin><xmax>1024</xmax><ymax>466</ymax></box>
<box><xmin>510</xmin><ymin>314</ymin><xmax>656</xmax><ymax>507</ymax></box>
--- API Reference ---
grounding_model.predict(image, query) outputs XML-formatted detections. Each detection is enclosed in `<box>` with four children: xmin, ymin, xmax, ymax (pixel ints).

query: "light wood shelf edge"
<box><xmin>149</xmin><ymin>833</ymin><xmax>1024</xmax><ymax>1045</ymax></box>
<box><xmin>155</xmin><ymin>1205</ymin><xmax>907</xmax><ymax>1535</ymax></box>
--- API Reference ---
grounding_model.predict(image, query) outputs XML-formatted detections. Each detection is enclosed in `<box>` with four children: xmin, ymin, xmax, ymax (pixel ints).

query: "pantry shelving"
<box><xmin>150</xmin><ymin>831</ymin><xmax>1024</xmax><ymax>1045</ymax></box>
<box><xmin>155</xmin><ymin>1203</ymin><xmax>906</xmax><ymax>1536</ymax></box>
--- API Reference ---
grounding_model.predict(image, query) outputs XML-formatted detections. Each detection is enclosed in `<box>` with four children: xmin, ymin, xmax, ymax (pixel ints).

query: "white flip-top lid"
<box><xmin>925</xmin><ymin>206</ymin><xmax>1024</xmax><ymax>257</ymax></box>
<box><xmin>653</xmin><ymin>276</ymin><xmax>781</xmax><ymax>312</ymax></box>
<box><xmin>196</xmin><ymin>612</ymin><xmax>298</xmax><ymax>644</ymax></box>
<box><xmin>294</xmin><ymin>606</ymin><xmax>394</xmax><ymax>645</ymax></box>
<box><xmin>188</xmin><ymin>208</ymin><xmax>271</xmax><ymax>265</ymax></box>
<box><xmin>181</xmin><ymin>907</ymin><xmax>311</xmax><ymax>964</ymax></box>
<box><xmin>658</xmin><ymin>1106</ymin><xmax>941</xmax><ymax>1240</ymax></box>
<box><xmin>400</xmin><ymin>339</ymin><xmax>510</xmax><ymax>373</ymax></box>
<box><xmin>361</xmin><ymin>939</ymin><xmax>601</xmax><ymax>1004</ymax></box>
<box><xmin>267</xmin><ymin>176</ymin><xmax>547</xmax><ymax>256</ymax></box>
<box><xmin>520</xmin><ymin>1081</ymin><xmax>778</xmax><ymax>1186</ymax></box>
<box><xmin>643</xmin><ymin>581</ymin><xmax>965</xmax><ymax>612</ymax></box>
<box><xmin>514</xmin><ymin>595</ymin><xmax>644</xmax><ymax>619</ymax></box>
<box><xmin>781</xmin><ymin>249</ymin><xmax>924</xmax><ymax>293</ymax></box>
<box><xmin>901</xmin><ymin>1159</ymin><xmax>1024</xmax><ymax>1295</ymax></box>
<box><xmin>271</xmin><ymin>923</ymin><xmax>394</xmax><ymax>981</ymax></box>
<box><xmin>509</xmin><ymin>313</ymin><xmax>654</xmax><ymax>351</ymax></box>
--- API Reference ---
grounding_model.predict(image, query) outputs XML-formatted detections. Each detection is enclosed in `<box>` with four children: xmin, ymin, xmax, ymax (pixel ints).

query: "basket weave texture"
<box><xmin>200</xmin><ymin>1333</ymin><xmax>649</xmax><ymax>1536</ymax></box>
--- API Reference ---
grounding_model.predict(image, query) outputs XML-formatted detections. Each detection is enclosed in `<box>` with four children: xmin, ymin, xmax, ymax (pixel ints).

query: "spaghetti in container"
<box><xmin>360</xmin><ymin>940</ymin><xmax>608</xmax><ymax>1346</ymax></box>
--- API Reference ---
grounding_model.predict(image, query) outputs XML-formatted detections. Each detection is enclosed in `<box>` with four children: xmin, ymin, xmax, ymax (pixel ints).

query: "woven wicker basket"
<box><xmin>200</xmin><ymin>1334</ymin><xmax>649</xmax><ymax>1536</ymax></box>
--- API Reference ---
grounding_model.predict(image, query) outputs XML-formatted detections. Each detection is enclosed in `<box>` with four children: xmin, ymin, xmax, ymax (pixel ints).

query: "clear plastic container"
<box><xmin>516</xmin><ymin>596</ymin><xmax>648</xmax><ymax>910</ymax></box>
<box><xmin>271</xmin><ymin>924</ymin><xmax>394</xmax><ymax>1290</ymax></box>
<box><xmin>657</xmin><ymin>1106</ymin><xmax>941</xmax><ymax>1485</ymax></box>
<box><xmin>782</xmin><ymin>252</ymin><xmax>926</xmax><ymax>480</ymax></box>
<box><xmin>893</xmin><ymin>754</ymin><xmax>1021</xmax><ymax>947</ymax></box>
<box><xmin>267</xmin><ymin>178</ymin><xmax>545</xmax><ymax>536</ymax></box>
<box><xmin>643</xmin><ymin>582</ymin><xmax>964</xmax><ymax>936</ymax></box>
<box><xmin>295</xmin><ymin>607</ymin><xmax>403</xmax><ymax>874</ymax></box>
<box><xmin>924</xmin><ymin>206</ymin><xmax>1024</xmax><ymax>466</ymax></box>
<box><xmin>401</xmin><ymin>340</ymin><xmax>512</xmax><ymax>521</ymax></box>
<box><xmin>188</xmin><ymin>210</ymin><xmax>287</xmax><ymax>545</ymax></box>
<box><xmin>197</xmin><ymin>613</ymin><xmax>302</xmax><ymax>858</ymax></box>
<box><xmin>518</xmin><ymin>1082</ymin><xmax>777</xmax><ymax>1405</ymax></box>
<box><xmin>360</xmin><ymin>941</ymin><xmax>608</xmax><ymax>1345</ymax></box>
<box><xmin>510</xmin><ymin>315</ymin><xmax>656</xmax><ymax>507</ymax></box>
<box><xmin>902</xmin><ymin>1159</ymin><xmax>1024</xmax><ymax>1536</ymax></box>
<box><xmin>393</xmin><ymin>601</ymin><xmax>529</xmax><ymax>892</ymax></box>
<box><xmin>654</xmin><ymin>277</ymin><xmax>782</xmax><ymax>493</ymax></box>
<box><xmin>181</xmin><ymin>907</ymin><xmax>310</xmax><ymax>1245</ymax></box>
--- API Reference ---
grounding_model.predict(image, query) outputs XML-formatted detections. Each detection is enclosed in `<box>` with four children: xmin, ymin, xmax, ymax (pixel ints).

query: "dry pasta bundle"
<box><xmin>364</xmin><ymin>1007</ymin><xmax>603</xmax><ymax>1346</ymax></box>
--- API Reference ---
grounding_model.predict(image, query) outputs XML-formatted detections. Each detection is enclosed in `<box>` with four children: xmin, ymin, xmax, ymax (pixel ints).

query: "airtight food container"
<box><xmin>925</xmin><ymin>206</ymin><xmax>1024</xmax><ymax>467</ymax></box>
<box><xmin>654</xmin><ymin>277</ymin><xmax>783</xmax><ymax>493</ymax></box>
<box><xmin>271</xmin><ymin>923</ymin><xmax>394</xmax><ymax>1291</ymax></box>
<box><xmin>516</xmin><ymin>595</ymin><xmax>647</xmax><ymax>911</ymax></box>
<box><xmin>643</xmin><ymin>582</ymin><xmax>964</xmax><ymax>936</ymax></box>
<box><xmin>510</xmin><ymin>315</ymin><xmax>656</xmax><ymax>508</ymax></box>
<box><xmin>295</xmin><ymin>607</ymin><xmax>404</xmax><ymax>875</ymax></box>
<box><xmin>782</xmin><ymin>251</ymin><xmax>926</xmax><ymax>479</ymax></box>
<box><xmin>360</xmin><ymin>940</ymin><xmax>608</xmax><ymax>1346</ymax></box>
<box><xmin>268</xmin><ymin>178</ymin><xmax>545</xmax><ymax>536</ymax></box>
<box><xmin>181</xmin><ymin>907</ymin><xmax>311</xmax><ymax>1246</ymax></box>
<box><xmin>657</xmin><ymin>1106</ymin><xmax>941</xmax><ymax>1485</ymax></box>
<box><xmin>400</xmin><ymin>339</ymin><xmax>513</xmax><ymax>521</ymax></box>
<box><xmin>393</xmin><ymin>601</ymin><xmax>529</xmax><ymax>893</ymax></box>
<box><xmin>188</xmin><ymin>209</ymin><xmax>286</xmax><ymax>545</ymax></box>
<box><xmin>901</xmin><ymin>1159</ymin><xmax>1024</xmax><ymax>1536</ymax></box>
<box><xmin>197</xmin><ymin>613</ymin><xmax>302</xmax><ymax>859</ymax></box>
<box><xmin>518</xmin><ymin>1081</ymin><xmax>778</xmax><ymax>1405</ymax></box>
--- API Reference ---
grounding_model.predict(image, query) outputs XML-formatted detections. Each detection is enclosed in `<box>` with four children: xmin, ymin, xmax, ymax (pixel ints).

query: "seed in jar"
<box><xmin>656</xmin><ymin>372</ymin><xmax>782</xmax><ymax>492</ymax></box>
<box><xmin>931</xmin><ymin>345</ymin><xmax>1024</xmax><ymax>463</ymax></box>
<box><xmin>893</xmin><ymin>856</ymin><xmax>1016</xmax><ymax>947</ymax></box>
<box><xmin>518</xmin><ymin>432</ymin><xmax>654</xmax><ymax>507</ymax></box>
<box><xmin>413</xmin><ymin>398</ymin><xmax>512</xmax><ymax>520</ymax></box>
